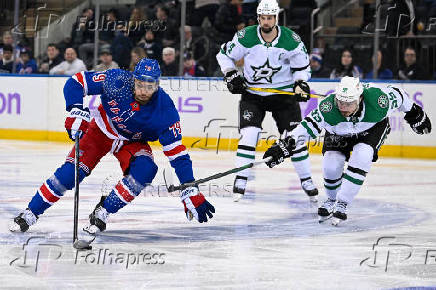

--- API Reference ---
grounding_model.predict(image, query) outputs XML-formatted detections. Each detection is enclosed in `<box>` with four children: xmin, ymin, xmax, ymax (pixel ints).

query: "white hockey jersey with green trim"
<box><xmin>291</xmin><ymin>83</ymin><xmax>414</xmax><ymax>145</ymax></box>
<box><xmin>216</xmin><ymin>25</ymin><xmax>310</xmax><ymax>96</ymax></box>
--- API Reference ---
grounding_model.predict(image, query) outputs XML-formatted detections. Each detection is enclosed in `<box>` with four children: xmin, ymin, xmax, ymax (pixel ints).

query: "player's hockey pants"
<box><xmin>28</xmin><ymin>120</ymin><xmax>157</xmax><ymax>215</ymax></box>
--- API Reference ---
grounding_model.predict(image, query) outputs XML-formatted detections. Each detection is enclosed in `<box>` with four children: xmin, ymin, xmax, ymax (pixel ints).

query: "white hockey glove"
<box><xmin>65</xmin><ymin>105</ymin><xmax>90</xmax><ymax>140</ymax></box>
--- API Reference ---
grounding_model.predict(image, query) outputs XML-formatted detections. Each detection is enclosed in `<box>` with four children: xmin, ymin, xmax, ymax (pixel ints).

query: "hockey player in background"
<box><xmin>216</xmin><ymin>0</ymin><xmax>318</xmax><ymax>202</ymax></box>
<box><xmin>10</xmin><ymin>58</ymin><xmax>215</xmax><ymax>234</ymax></box>
<box><xmin>263</xmin><ymin>77</ymin><xmax>432</xmax><ymax>225</ymax></box>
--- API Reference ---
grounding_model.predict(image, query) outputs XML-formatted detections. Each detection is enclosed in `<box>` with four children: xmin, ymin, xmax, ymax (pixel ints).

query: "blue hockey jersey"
<box><xmin>63</xmin><ymin>69</ymin><xmax>194</xmax><ymax>184</ymax></box>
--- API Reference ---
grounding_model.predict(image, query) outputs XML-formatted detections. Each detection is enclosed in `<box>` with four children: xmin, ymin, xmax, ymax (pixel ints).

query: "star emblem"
<box><xmin>250</xmin><ymin>59</ymin><xmax>281</xmax><ymax>83</ymax></box>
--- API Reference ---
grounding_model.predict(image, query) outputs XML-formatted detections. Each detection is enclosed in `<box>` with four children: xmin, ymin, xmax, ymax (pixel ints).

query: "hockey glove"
<box><xmin>65</xmin><ymin>105</ymin><xmax>90</xmax><ymax>140</ymax></box>
<box><xmin>224</xmin><ymin>70</ymin><xmax>246</xmax><ymax>94</ymax></box>
<box><xmin>181</xmin><ymin>186</ymin><xmax>215</xmax><ymax>223</ymax></box>
<box><xmin>294</xmin><ymin>80</ymin><xmax>311</xmax><ymax>102</ymax></box>
<box><xmin>404</xmin><ymin>103</ymin><xmax>432</xmax><ymax>134</ymax></box>
<box><xmin>263</xmin><ymin>136</ymin><xmax>296</xmax><ymax>168</ymax></box>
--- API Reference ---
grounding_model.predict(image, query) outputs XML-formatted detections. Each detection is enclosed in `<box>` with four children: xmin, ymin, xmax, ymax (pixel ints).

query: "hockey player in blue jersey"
<box><xmin>10</xmin><ymin>58</ymin><xmax>215</xmax><ymax>233</ymax></box>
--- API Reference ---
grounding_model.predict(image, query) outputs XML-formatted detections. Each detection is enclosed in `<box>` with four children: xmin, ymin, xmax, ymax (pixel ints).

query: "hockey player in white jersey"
<box><xmin>263</xmin><ymin>77</ymin><xmax>432</xmax><ymax>225</ymax></box>
<box><xmin>216</xmin><ymin>0</ymin><xmax>318</xmax><ymax>202</ymax></box>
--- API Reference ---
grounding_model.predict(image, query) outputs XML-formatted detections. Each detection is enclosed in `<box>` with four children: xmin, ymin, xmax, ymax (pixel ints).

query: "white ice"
<box><xmin>0</xmin><ymin>140</ymin><xmax>436</xmax><ymax>289</ymax></box>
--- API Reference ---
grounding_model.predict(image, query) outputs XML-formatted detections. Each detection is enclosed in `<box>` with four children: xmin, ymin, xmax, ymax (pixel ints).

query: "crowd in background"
<box><xmin>0</xmin><ymin>0</ymin><xmax>435</xmax><ymax>80</ymax></box>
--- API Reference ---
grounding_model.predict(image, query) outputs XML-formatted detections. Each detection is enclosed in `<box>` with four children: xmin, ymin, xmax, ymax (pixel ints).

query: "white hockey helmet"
<box><xmin>257</xmin><ymin>0</ymin><xmax>280</xmax><ymax>25</ymax></box>
<box><xmin>335</xmin><ymin>76</ymin><xmax>364</xmax><ymax>103</ymax></box>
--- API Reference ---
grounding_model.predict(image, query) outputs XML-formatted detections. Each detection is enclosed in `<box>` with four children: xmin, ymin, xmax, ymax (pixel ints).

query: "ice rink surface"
<box><xmin>0</xmin><ymin>140</ymin><xmax>435</xmax><ymax>290</ymax></box>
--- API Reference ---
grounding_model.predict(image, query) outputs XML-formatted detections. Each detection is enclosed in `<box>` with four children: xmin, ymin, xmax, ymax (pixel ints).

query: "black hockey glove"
<box><xmin>263</xmin><ymin>136</ymin><xmax>296</xmax><ymax>168</ymax></box>
<box><xmin>404</xmin><ymin>103</ymin><xmax>432</xmax><ymax>134</ymax></box>
<box><xmin>224</xmin><ymin>70</ymin><xmax>246</xmax><ymax>94</ymax></box>
<box><xmin>293</xmin><ymin>80</ymin><xmax>311</xmax><ymax>102</ymax></box>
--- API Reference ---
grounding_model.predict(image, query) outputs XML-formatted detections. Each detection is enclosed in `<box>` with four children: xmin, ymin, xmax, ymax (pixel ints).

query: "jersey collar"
<box><xmin>346</xmin><ymin>99</ymin><xmax>366</xmax><ymax>123</ymax></box>
<box><xmin>257</xmin><ymin>25</ymin><xmax>281</xmax><ymax>47</ymax></box>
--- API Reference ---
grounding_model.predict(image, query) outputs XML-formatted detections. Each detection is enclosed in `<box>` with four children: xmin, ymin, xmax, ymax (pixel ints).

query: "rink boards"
<box><xmin>0</xmin><ymin>75</ymin><xmax>435</xmax><ymax>158</ymax></box>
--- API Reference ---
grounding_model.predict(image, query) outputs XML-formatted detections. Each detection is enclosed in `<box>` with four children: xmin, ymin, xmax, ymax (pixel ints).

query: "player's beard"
<box><xmin>260</xmin><ymin>25</ymin><xmax>274</xmax><ymax>33</ymax></box>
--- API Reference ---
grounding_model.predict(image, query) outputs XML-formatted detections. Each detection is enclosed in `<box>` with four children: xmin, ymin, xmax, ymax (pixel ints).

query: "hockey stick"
<box><xmin>163</xmin><ymin>157</ymin><xmax>272</xmax><ymax>192</ymax></box>
<box><xmin>247</xmin><ymin>87</ymin><xmax>324</xmax><ymax>99</ymax></box>
<box><xmin>73</xmin><ymin>132</ymin><xmax>94</xmax><ymax>250</ymax></box>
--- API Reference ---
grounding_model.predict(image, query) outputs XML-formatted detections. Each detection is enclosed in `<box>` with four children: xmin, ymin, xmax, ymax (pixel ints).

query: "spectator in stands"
<box><xmin>56</xmin><ymin>37</ymin><xmax>72</xmax><ymax>56</ymax></box>
<box><xmin>0</xmin><ymin>31</ymin><xmax>22</xmax><ymax>61</ymax></box>
<box><xmin>0</xmin><ymin>31</ymin><xmax>13</xmax><ymax>57</ymax></box>
<box><xmin>128</xmin><ymin>7</ymin><xmax>147</xmax><ymax>45</ymax></box>
<box><xmin>138</xmin><ymin>30</ymin><xmax>162</xmax><ymax>63</ymax></box>
<box><xmin>365</xmin><ymin>50</ymin><xmax>393</xmax><ymax>79</ymax></box>
<box><xmin>310</xmin><ymin>51</ymin><xmax>330</xmax><ymax>78</ymax></box>
<box><xmin>39</xmin><ymin>43</ymin><xmax>64</xmax><ymax>73</ymax></box>
<box><xmin>72</xmin><ymin>8</ymin><xmax>95</xmax><ymax>68</ymax></box>
<box><xmin>183</xmin><ymin>51</ymin><xmax>206</xmax><ymax>77</ymax></box>
<box><xmin>214</xmin><ymin>0</ymin><xmax>245</xmax><ymax>43</ymax></box>
<box><xmin>154</xmin><ymin>5</ymin><xmax>179</xmax><ymax>47</ymax></box>
<box><xmin>329</xmin><ymin>48</ymin><xmax>362</xmax><ymax>79</ymax></box>
<box><xmin>397</xmin><ymin>47</ymin><xmax>427</xmax><ymax>80</ymax></box>
<box><xmin>50</xmin><ymin>47</ymin><xmax>87</xmax><ymax>75</ymax></box>
<box><xmin>99</xmin><ymin>9</ymin><xmax>117</xmax><ymax>45</ymax></box>
<box><xmin>161</xmin><ymin>47</ymin><xmax>178</xmax><ymax>76</ymax></box>
<box><xmin>16</xmin><ymin>48</ymin><xmax>37</xmax><ymax>74</ymax></box>
<box><xmin>190</xmin><ymin>0</ymin><xmax>220</xmax><ymax>26</ymax></box>
<box><xmin>129</xmin><ymin>47</ymin><xmax>147</xmax><ymax>71</ymax></box>
<box><xmin>242</xmin><ymin>0</ymin><xmax>258</xmax><ymax>25</ymax></box>
<box><xmin>93</xmin><ymin>46</ymin><xmax>119</xmax><ymax>71</ymax></box>
<box><xmin>0</xmin><ymin>44</ymin><xmax>13</xmax><ymax>73</ymax></box>
<box><xmin>111</xmin><ymin>24</ymin><xmax>133</xmax><ymax>70</ymax></box>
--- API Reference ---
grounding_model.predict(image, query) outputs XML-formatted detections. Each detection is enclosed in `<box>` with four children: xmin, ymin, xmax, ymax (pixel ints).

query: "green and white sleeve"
<box><xmin>216</xmin><ymin>33</ymin><xmax>247</xmax><ymax>74</ymax></box>
<box><xmin>289</xmin><ymin>42</ymin><xmax>311</xmax><ymax>81</ymax></box>
<box><xmin>290</xmin><ymin>107</ymin><xmax>325</xmax><ymax>148</ymax></box>
<box><xmin>384</xmin><ymin>85</ymin><xmax>414</xmax><ymax>115</ymax></box>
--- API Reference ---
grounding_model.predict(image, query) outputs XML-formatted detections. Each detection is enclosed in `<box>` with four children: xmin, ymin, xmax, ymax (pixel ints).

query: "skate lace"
<box><xmin>22</xmin><ymin>209</ymin><xmax>37</xmax><ymax>226</ymax></box>
<box><xmin>301</xmin><ymin>179</ymin><xmax>315</xmax><ymax>190</ymax></box>
<box><xmin>96</xmin><ymin>206</ymin><xmax>109</xmax><ymax>223</ymax></box>
<box><xmin>335</xmin><ymin>200</ymin><xmax>348</xmax><ymax>213</ymax></box>
<box><xmin>322</xmin><ymin>198</ymin><xmax>336</xmax><ymax>209</ymax></box>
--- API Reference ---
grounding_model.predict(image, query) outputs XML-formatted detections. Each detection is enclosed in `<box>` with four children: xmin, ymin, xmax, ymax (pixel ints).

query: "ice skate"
<box><xmin>9</xmin><ymin>208</ymin><xmax>38</xmax><ymax>232</ymax></box>
<box><xmin>331</xmin><ymin>200</ymin><xmax>348</xmax><ymax>226</ymax></box>
<box><xmin>233</xmin><ymin>176</ymin><xmax>247</xmax><ymax>202</ymax></box>
<box><xmin>83</xmin><ymin>196</ymin><xmax>109</xmax><ymax>235</ymax></box>
<box><xmin>301</xmin><ymin>178</ymin><xmax>319</xmax><ymax>203</ymax></box>
<box><xmin>318</xmin><ymin>198</ymin><xmax>335</xmax><ymax>223</ymax></box>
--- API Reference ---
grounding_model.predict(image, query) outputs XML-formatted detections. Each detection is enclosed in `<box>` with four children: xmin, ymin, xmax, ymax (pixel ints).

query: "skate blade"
<box><xmin>233</xmin><ymin>193</ymin><xmax>243</xmax><ymax>202</ymax></box>
<box><xmin>83</xmin><ymin>224</ymin><xmax>101</xmax><ymax>235</ymax></box>
<box><xmin>309</xmin><ymin>197</ymin><xmax>318</xmax><ymax>209</ymax></box>
<box><xmin>9</xmin><ymin>222</ymin><xmax>22</xmax><ymax>232</ymax></box>
<box><xmin>318</xmin><ymin>214</ymin><xmax>332</xmax><ymax>223</ymax></box>
<box><xmin>331</xmin><ymin>217</ymin><xmax>345</xmax><ymax>226</ymax></box>
<box><xmin>73</xmin><ymin>238</ymin><xmax>94</xmax><ymax>250</ymax></box>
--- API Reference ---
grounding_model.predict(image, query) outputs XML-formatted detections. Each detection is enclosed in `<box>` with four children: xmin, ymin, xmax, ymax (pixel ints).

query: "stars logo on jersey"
<box><xmin>377</xmin><ymin>95</ymin><xmax>388</xmax><ymax>108</ymax></box>
<box><xmin>242</xmin><ymin>110</ymin><xmax>253</xmax><ymax>121</ymax></box>
<box><xmin>292</xmin><ymin>32</ymin><xmax>301</xmax><ymax>43</ymax></box>
<box><xmin>320</xmin><ymin>101</ymin><xmax>333</xmax><ymax>113</ymax></box>
<box><xmin>237</xmin><ymin>28</ymin><xmax>246</xmax><ymax>38</ymax></box>
<box><xmin>250</xmin><ymin>59</ymin><xmax>281</xmax><ymax>83</ymax></box>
